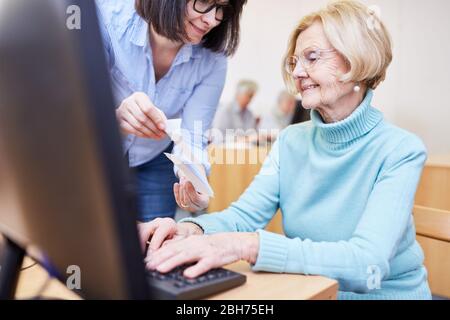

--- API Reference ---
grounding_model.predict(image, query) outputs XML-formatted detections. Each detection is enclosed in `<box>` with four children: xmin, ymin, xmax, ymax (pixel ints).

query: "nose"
<box><xmin>201</xmin><ymin>7</ymin><xmax>219</xmax><ymax>27</ymax></box>
<box><xmin>292</xmin><ymin>61</ymin><xmax>308</xmax><ymax>79</ymax></box>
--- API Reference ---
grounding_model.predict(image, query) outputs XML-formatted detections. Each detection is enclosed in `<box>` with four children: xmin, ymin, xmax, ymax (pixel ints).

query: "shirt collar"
<box><xmin>167</xmin><ymin>43</ymin><xmax>204</xmax><ymax>65</ymax></box>
<box><xmin>130</xmin><ymin>17</ymin><xmax>148</xmax><ymax>47</ymax></box>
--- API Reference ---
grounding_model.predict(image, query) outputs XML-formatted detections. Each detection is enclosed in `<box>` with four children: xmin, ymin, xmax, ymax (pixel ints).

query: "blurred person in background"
<box><xmin>213</xmin><ymin>79</ymin><xmax>259</xmax><ymax>138</ymax></box>
<box><xmin>258</xmin><ymin>90</ymin><xmax>297</xmax><ymax>141</ymax></box>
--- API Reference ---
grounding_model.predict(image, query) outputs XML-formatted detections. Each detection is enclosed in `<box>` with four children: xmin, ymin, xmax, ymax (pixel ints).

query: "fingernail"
<box><xmin>156</xmin><ymin>264</ymin><xmax>166</xmax><ymax>273</ymax></box>
<box><xmin>158</xmin><ymin>123</ymin><xmax>166</xmax><ymax>131</ymax></box>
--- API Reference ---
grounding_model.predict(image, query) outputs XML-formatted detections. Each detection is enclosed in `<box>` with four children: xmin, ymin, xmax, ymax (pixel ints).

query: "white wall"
<box><xmin>220</xmin><ymin>0</ymin><xmax>450</xmax><ymax>154</ymax></box>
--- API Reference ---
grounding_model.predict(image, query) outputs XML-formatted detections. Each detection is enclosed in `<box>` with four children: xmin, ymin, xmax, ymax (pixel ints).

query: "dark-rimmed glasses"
<box><xmin>192</xmin><ymin>0</ymin><xmax>234</xmax><ymax>22</ymax></box>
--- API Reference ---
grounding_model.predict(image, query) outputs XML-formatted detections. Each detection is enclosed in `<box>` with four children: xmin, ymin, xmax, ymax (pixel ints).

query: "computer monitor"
<box><xmin>0</xmin><ymin>0</ymin><xmax>149</xmax><ymax>299</ymax></box>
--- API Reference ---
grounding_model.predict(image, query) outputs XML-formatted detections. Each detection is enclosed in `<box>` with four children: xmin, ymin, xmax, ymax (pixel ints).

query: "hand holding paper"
<box><xmin>164</xmin><ymin>153</ymin><xmax>214</xmax><ymax>197</ymax></box>
<box><xmin>164</xmin><ymin>119</ymin><xmax>214</xmax><ymax>198</ymax></box>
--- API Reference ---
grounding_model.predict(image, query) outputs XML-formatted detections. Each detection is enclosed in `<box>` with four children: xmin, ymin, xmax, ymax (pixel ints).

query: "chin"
<box><xmin>301</xmin><ymin>96</ymin><xmax>320</xmax><ymax>110</ymax></box>
<box><xmin>187</xmin><ymin>36</ymin><xmax>202</xmax><ymax>45</ymax></box>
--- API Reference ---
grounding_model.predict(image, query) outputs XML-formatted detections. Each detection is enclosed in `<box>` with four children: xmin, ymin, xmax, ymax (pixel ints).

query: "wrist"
<box><xmin>237</xmin><ymin>233</ymin><xmax>259</xmax><ymax>265</ymax></box>
<box><xmin>179</xmin><ymin>222</ymin><xmax>204</xmax><ymax>236</ymax></box>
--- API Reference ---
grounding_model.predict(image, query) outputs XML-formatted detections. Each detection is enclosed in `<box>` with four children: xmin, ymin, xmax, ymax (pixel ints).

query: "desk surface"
<box><xmin>16</xmin><ymin>258</ymin><xmax>338</xmax><ymax>300</ymax></box>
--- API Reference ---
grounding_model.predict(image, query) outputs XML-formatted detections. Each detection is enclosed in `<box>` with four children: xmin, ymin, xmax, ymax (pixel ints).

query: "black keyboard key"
<box><xmin>157</xmin><ymin>274</ymin><xmax>168</xmax><ymax>280</ymax></box>
<box><xmin>184</xmin><ymin>278</ymin><xmax>198</xmax><ymax>285</ymax></box>
<box><xmin>146</xmin><ymin>264</ymin><xmax>246</xmax><ymax>300</ymax></box>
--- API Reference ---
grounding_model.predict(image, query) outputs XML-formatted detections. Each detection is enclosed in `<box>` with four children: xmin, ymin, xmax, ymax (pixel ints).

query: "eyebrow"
<box><xmin>295</xmin><ymin>42</ymin><xmax>322</xmax><ymax>54</ymax></box>
<box><xmin>294</xmin><ymin>47</ymin><xmax>314</xmax><ymax>55</ymax></box>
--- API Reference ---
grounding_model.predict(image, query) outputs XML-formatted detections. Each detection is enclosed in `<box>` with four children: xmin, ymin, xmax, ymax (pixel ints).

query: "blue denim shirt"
<box><xmin>95</xmin><ymin>0</ymin><xmax>227</xmax><ymax>172</ymax></box>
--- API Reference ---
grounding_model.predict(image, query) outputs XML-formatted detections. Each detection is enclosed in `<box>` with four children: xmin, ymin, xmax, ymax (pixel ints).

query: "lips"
<box><xmin>190</xmin><ymin>22</ymin><xmax>208</xmax><ymax>36</ymax></box>
<box><xmin>301</xmin><ymin>84</ymin><xmax>320</xmax><ymax>93</ymax></box>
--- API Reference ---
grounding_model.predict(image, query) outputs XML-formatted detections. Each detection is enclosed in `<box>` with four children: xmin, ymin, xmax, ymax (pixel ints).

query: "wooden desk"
<box><xmin>209</xmin><ymin>261</ymin><xmax>337</xmax><ymax>300</ymax></box>
<box><xmin>15</xmin><ymin>258</ymin><xmax>338</xmax><ymax>300</ymax></box>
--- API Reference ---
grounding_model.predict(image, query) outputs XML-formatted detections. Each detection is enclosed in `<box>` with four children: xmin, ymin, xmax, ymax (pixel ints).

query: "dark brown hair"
<box><xmin>135</xmin><ymin>0</ymin><xmax>247</xmax><ymax>56</ymax></box>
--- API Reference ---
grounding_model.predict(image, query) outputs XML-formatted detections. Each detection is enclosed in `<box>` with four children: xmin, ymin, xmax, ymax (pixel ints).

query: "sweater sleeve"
<box><xmin>179</xmin><ymin>138</ymin><xmax>281</xmax><ymax>234</ymax></box>
<box><xmin>252</xmin><ymin>136</ymin><xmax>427</xmax><ymax>293</ymax></box>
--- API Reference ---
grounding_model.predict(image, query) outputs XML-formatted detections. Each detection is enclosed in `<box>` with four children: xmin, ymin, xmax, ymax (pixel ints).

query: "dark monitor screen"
<box><xmin>0</xmin><ymin>0</ymin><xmax>148</xmax><ymax>299</ymax></box>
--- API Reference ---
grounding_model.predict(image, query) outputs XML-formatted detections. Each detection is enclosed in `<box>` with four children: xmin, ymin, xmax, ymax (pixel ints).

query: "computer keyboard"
<box><xmin>146</xmin><ymin>264</ymin><xmax>246</xmax><ymax>300</ymax></box>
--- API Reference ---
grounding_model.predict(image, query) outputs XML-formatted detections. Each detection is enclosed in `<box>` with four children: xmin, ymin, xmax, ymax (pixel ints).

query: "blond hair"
<box><xmin>283</xmin><ymin>0</ymin><xmax>393</xmax><ymax>93</ymax></box>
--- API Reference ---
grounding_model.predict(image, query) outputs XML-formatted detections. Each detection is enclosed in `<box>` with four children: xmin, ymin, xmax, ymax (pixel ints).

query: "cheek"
<box><xmin>310</xmin><ymin>61</ymin><xmax>340</xmax><ymax>86</ymax></box>
<box><xmin>185</xmin><ymin>3</ymin><xmax>197</xmax><ymax>20</ymax></box>
<box><xmin>185</xmin><ymin>6</ymin><xmax>203</xmax><ymax>28</ymax></box>
<box><xmin>314</xmin><ymin>62</ymin><xmax>348</xmax><ymax>96</ymax></box>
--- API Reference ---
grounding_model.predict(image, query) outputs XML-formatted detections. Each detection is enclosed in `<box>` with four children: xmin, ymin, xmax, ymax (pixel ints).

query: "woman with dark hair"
<box><xmin>95</xmin><ymin>0</ymin><xmax>247</xmax><ymax>221</ymax></box>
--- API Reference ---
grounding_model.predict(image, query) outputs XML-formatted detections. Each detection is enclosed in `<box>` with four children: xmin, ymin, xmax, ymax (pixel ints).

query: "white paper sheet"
<box><xmin>163</xmin><ymin>119</ymin><xmax>214</xmax><ymax>197</ymax></box>
<box><xmin>164</xmin><ymin>153</ymin><xmax>214</xmax><ymax>197</ymax></box>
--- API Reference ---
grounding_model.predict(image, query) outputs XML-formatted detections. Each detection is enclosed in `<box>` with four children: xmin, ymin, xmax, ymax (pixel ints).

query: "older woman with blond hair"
<box><xmin>138</xmin><ymin>0</ymin><xmax>431</xmax><ymax>300</ymax></box>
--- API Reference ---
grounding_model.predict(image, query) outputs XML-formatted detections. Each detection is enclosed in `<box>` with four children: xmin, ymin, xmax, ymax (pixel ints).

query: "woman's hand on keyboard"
<box><xmin>137</xmin><ymin>218</ymin><xmax>203</xmax><ymax>257</ymax></box>
<box><xmin>144</xmin><ymin>232</ymin><xmax>260</xmax><ymax>278</ymax></box>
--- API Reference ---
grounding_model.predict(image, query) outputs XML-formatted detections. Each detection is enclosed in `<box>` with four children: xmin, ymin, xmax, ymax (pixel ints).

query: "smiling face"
<box><xmin>184</xmin><ymin>0</ymin><xmax>226</xmax><ymax>44</ymax></box>
<box><xmin>292</xmin><ymin>21</ymin><xmax>356</xmax><ymax>113</ymax></box>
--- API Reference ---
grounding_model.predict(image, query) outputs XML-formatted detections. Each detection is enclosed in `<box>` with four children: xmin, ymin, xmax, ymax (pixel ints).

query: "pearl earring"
<box><xmin>353</xmin><ymin>84</ymin><xmax>361</xmax><ymax>93</ymax></box>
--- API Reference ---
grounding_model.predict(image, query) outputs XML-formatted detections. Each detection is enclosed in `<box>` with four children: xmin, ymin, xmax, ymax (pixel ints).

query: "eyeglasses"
<box><xmin>285</xmin><ymin>47</ymin><xmax>336</xmax><ymax>76</ymax></box>
<box><xmin>192</xmin><ymin>0</ymin><xmax>234</xmax><ymax>22</ymax></box>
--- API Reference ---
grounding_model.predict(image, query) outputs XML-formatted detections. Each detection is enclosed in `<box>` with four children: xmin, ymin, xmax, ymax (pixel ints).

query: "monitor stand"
<box><xmin>0</xmin><ymin>236</ymin><xmax>25</xmax><ymax>299</ymax></box>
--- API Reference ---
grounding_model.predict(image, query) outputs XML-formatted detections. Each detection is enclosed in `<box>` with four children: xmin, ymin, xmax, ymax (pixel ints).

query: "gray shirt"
<box><xmin>259</xmin><ymin>107</ymin><xmax>294</xmax><ymax>131</ymax></box>
<box><xmin>213</xmin><ymin>101</ymin><xmax>257</xmax><ymax>136</ymax></box>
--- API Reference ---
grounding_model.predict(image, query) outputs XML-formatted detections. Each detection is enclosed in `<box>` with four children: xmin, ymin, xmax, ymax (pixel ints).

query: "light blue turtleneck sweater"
<box><xmin>181</xmin><ymin>90</ymin><xmax>432</xmax><ymax>300</ymax></box>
